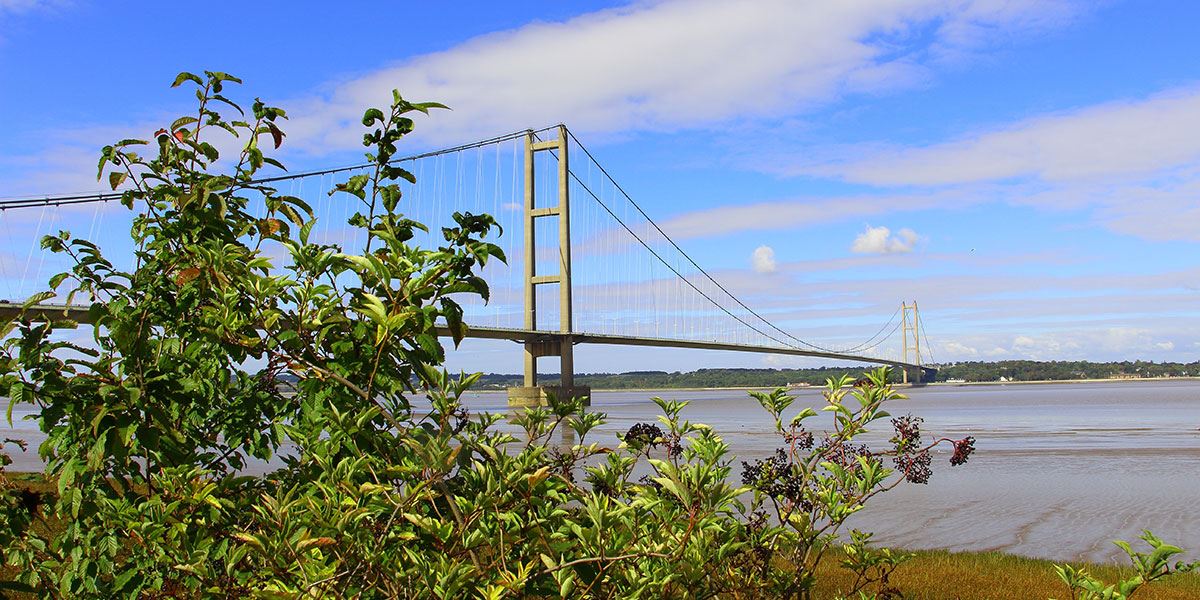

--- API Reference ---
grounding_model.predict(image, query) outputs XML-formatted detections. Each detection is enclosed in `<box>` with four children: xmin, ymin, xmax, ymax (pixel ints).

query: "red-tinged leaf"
<box><xmin>174</xmin><ymin>267</ymin><xmax>201</xmax><ymax>286</ymax></box>
<box><xmin>296</xmin><ymin>537</ymin><xmax>336</xmax><ymax>551</ymax></box>
<box><xmin>266</xmin><ymin>122</ymin><xmax>285</xmax><ymax>149</ymax></box>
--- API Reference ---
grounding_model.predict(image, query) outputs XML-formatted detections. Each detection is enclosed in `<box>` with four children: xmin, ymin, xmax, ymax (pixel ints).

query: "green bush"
<box><xmin>1054</xmin><ymin>531</ymin><xmax>1199</xmax><ymax>600</ymax></box>
<box><xmin>0</xmin><ymin>72</ymin><xmax>976</xmax><ymax>599</ymax></box>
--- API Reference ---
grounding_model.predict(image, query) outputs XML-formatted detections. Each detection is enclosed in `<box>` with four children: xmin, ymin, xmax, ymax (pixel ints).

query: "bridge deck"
<box><xmin>0</xmin><ymin>303</ymin><xmax>933</xmax><ymax>375</ymax></box>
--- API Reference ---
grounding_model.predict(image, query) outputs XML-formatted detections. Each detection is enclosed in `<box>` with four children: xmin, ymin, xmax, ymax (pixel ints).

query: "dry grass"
<box><xmin>813</xmin><ymin>547</ymin><xmax>1200</xmax><ymax>599</ymax></box>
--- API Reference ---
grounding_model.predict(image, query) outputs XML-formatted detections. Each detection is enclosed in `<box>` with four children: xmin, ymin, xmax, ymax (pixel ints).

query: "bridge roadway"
<box><xmin>0</xmin><ymin>302</ymin><xmax>935</xmax><ymax>380</ymax></box>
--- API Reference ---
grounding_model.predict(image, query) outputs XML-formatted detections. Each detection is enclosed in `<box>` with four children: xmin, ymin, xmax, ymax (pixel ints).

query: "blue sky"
<box><xmin>2</xmin><ymin>0</ymin><xmax>1199</xmax><ymax>374</ymax></box>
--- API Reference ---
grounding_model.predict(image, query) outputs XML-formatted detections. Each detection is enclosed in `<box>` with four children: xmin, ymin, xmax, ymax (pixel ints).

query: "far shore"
<box><xmin>470</xmin><ymin>375</ymin><xmax>1200</xmax><ymax>394</ymax></box>
<box><xmin>927</xmin><ymin>376</ymin><xmax>1200</xmax><ymax>387</ymax></box>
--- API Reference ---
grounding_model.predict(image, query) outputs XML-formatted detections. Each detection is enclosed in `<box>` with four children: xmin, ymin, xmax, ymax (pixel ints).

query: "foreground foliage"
<box><xmin>1054</xmin><ymin>531</ymin><xmax>1199</xmax><ymax>600</ymax></box>
<box><xmin>1</xmin><ymin>72</ymin><xmax>986</xmax><ymax>598</ymax></box>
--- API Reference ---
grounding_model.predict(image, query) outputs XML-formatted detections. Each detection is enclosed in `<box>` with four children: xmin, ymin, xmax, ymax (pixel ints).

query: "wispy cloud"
<box><xmin>655</xmin><ymin>188</ymin><xmax>977</xmax><ymax>240</ymax></box>
<box><xmin>734</xmin><ymin>84</ymin><xmax>1200</xmax><ymax>243</ymax></box>
<box><xmin>0</xmin><ymin>0</ymin><xmax>1088</xmax><ymax>196</ymax></box>
<box><xmin>792</xmin><ymin>86</ymin><xmax>1200</xmax><ymax>186</ymax></box>
<box><xmin>283</xmin><ymin>0</ymin><xmax>1087</xmax><ymax>151</ymax></box>
<box><xmin>0</xmin><ymin>0</ymin><xmax>63</xmax><ymax>15</ymax></box>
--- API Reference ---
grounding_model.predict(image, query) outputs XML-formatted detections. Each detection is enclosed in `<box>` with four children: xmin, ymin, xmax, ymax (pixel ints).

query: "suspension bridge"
<box><xmin>0</xmin><ymin>125</ymin><xmax>936</xmax><ymax>406</ymax></box>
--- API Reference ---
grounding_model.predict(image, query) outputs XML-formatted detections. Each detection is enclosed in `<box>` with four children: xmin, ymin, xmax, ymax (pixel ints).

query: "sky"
<box><xmin>2</xmin><ymin>0</ymin><xmax>1199</xmax><ymax>374</ymax></box>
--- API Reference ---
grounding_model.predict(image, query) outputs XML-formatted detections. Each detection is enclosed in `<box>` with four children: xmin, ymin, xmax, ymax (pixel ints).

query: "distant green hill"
<box><xmin>469</xmin><ymin>360</ymin><xmax>1200</xmax><ymax>390</ymax></box>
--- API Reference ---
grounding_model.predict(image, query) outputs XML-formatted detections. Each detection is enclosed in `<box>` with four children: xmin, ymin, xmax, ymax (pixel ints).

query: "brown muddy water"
<box><xmin>6</xmin><ymin>379</ymin><xmax>1199</xmax><ymax>563</ymax></box>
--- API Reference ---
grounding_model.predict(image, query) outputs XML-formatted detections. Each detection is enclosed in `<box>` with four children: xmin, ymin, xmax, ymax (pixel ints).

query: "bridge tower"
<box><xmin>507</xmin><ymin>126</ymin><xmax>592</xmax><ymax>407</ymax></box>
<box><xmin>901</xmin><ymin>301</ymin><xmax>923</xmax><ymax>384</ymax></box>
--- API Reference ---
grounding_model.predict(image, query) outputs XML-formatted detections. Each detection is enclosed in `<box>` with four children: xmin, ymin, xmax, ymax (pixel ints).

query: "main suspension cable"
<box><xmin>0</xmin><ymin>126</ymin><xmax>559</xmax><ymax>210</ymax></box>
<box><xmin>564</xmin><ymin>126</ymin><xmax>895</xmax><ymax>355</ymax></box>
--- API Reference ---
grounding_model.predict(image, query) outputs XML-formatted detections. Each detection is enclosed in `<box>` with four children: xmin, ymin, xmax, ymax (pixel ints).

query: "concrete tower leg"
<box><xmin>507</xmin><ymin>126</ymin><xmax>590</xmax><ymax>407</ymax></box>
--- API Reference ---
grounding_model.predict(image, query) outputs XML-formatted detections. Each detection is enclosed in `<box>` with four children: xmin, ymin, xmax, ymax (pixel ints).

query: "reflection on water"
<box><xmin>6</xmin><ymin>379</ymin><xmax>1199</xmax><ymax>563</ymax></box>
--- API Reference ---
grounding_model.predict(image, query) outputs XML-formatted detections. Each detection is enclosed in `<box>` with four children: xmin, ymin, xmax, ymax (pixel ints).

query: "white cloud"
<box><xmin>0</xmin><ymin>0</ymin><xmax>59</xmax><ymax>14</ymax></box>
<box><xmin>657</xmin><ymin>189</ymin><xmax>971</xmax><ymax>240</ymax></box>
<box><xmin>1012</xmin><ymin>335</ymin><xmax>1037</xmax><ymax>349</ymax></box>
<box><xmin>799</xmin><ymin>86</ymin><xmax>1200</xmax><ymax>187</ymax></box>
<box><xmin>851</xmin><ymin>225</ymin><xmax>920</xmax><ymax>254</ymax></box>
<box><xmin>733</xmin><ymin>83</ymin><xmax>1200</xmax><ymax>244</ymax></box>
<box><xmin>751</xmin><ymin>245</ymin><xmax>777</xmax><ymax>274</ymax></box>
<box><xmin>283</xmin><ymin>0</ymin><xmax>1086</xmax><ymax>151</ymax></box>
<box><xmin>0</xmin><ymin>0</ymin><xmax>1087</xmax><ymax>198</ymax></box>
<box><xmin>974</xmin><ymin>328</ymin><xmax>1186</xmax><ymax>361</ymax></box>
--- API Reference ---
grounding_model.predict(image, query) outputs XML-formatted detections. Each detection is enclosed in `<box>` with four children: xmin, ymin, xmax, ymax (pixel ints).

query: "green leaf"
<box><xmin>171</xmin><ymin>71</ymin><xmax>204</xmax><ymax>88</ymax></box>
<box><xmin>7</xmin><ymin>382</ymin><xmax>24</xmax><ymax>425</ymax></box>
<box><xmin>790</xmin><ymin>406</ymin><xmax>818</xmax><ymax>425</ymax></box>
<box><xmin>170</xmin><ymin>116</ymin><xmax>198</xmax><ymax>131</ymax></box>
<box><xmin>362</xmin><ymin>108</ymin><xmax>385</xmax><ymax>126</ymax></box>
<box><xmin>108</xmin><ymin>171</ymin><xmax>128</xmax><ymax>190</ymax></box>
<box><xmin>409</xmin><ymin>100</ymin><xmax>450</xmax><ymax>114</ymax></box>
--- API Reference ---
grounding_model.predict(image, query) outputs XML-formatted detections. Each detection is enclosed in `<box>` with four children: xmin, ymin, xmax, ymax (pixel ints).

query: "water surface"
<box><xmin>6</xmin><ymin>379</ymin><xmax>1198</xmax><ymax>563</ymax></box>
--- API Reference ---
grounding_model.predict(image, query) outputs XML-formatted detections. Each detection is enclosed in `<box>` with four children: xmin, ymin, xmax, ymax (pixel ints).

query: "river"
<box><xmin>5</xmin><ymin>379</ymin><xmax>1198</xmax><ymax>563</ymax></box>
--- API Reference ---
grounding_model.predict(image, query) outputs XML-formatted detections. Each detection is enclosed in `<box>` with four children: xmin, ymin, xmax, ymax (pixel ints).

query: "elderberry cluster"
<box><xmin>623</xmin><ymin>422</ymin><xmax>682</xmax><ymax>457</ymax></box>
<box><xmin>741</xmin><ymin>449</ymin><xmax>810</xmax><ymax>507</ymax></box>
<box><xmin>889</xmin><ymin>414</ymin><xmax>934</xmax><ymax>483</ymax></box>
<box><xmin>894</xmin><ymin>450</ymin><xmax>932</xmax><ymax>484</ymax></box>
<box><xmin>623</xmin><ymin>422</ymin><xmax>664</xmax><ymax>450</ymax></box>
<box><xmin>950</xmin><ymin>436</ymin><xmax>976</xmax><ymax>466</ymax></box>
<box><xmin>785</xmin><ymin>427</ymin><xmax>814</xmax><ymax>450</ymax></box>
<box><xmin>815</xmin><ymin>438</ymin><xmax>873</xmax><ymax>470</ymax></box>
<box><xmin>890</xmin><ymin>414</ymin><xmax>922</xmax><ymax>452</ymax></box>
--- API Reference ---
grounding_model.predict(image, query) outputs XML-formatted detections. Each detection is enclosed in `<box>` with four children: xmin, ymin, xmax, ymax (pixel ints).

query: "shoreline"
<box><xmin>926</xmin><ymin>376</ymin><xmax>1200</xmax><ymax>387</ymax></box>
<box><xmin>471</xmin><ymin>376</ymin><xmax>1200</xmax><ymax>394</ymax></box>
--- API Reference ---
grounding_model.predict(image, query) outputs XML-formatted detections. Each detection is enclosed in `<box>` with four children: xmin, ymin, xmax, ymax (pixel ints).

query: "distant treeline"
<box><xmin>934</xmin><ymin>359</ymin><xmax>1198</xmax><ymax>383</ymax></box>
<box><xmin>472</xmin><ymin>366</ymin><xmax>887</xmax><ymax>390</ymax></box>
<box><xmin>468</xmin><ymin>360</ymin><xmax>1200</xmax><ymax>389</ymax></box>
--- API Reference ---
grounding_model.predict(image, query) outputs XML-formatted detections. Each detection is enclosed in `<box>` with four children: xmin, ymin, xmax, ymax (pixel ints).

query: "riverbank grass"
<box><xmin>813</xmin><ymin>547</ymin><xmax>1200</xmax><ymax>599</ymax></box>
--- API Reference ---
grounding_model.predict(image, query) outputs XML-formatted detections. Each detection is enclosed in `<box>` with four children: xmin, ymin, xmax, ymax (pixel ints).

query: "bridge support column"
<box><xmin>508</xmin><ymin>125</ymin><xmax>590</xmax><ymax>408</ymax></box>
<box><xmin>904</xmin><ymin>367</ymin><xmax>923</xmax><ymax>384</ymax></box>
<box><xmin>508</xmin><ymin>337</ymin><xmax>592</xmax><ymax>407</ymax></box>
<box><xmin>901</xmin><ymin>301</ymin><xmax>923</xmax><ymax>385</ymax></box>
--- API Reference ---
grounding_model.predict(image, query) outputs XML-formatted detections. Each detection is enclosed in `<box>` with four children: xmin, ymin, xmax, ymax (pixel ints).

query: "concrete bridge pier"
<box><xmin>507</xmin><ymin>125</ymin><xmax>590</xmax><ymax>408</ymax></box>
<box><xmin>507</xmin><ymin>336</ymin><xmax>591</xmax><ymax>408</ymax></box>
<box><xmin>901</xmin><ymin>366</ymin><xmax>938</xmax><ymax>385</ymax></box>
